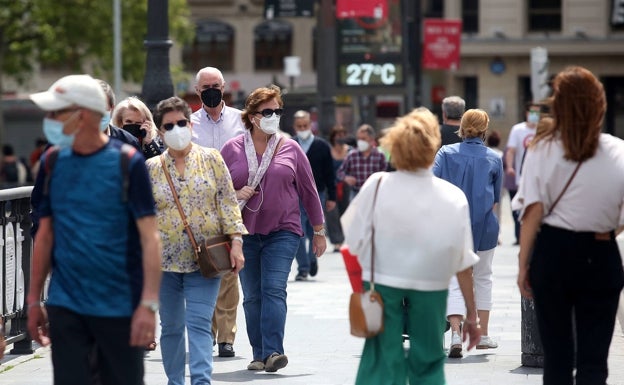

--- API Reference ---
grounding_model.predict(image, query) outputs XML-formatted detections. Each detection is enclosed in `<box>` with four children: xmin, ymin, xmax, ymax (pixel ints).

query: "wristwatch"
<box><xmin>231</xmin><ymin>236</ymin><xmax>244</xmax><ymax>245</ymax></box>
<box><xmin>140</xmin><ymin>300</ymin><xmax>160</xmax><ymax>313</ymax></box>
<box><xmin>313</xmin><ymin>228</ymin><xmax>326</xmax><ymax>237</ymax></box>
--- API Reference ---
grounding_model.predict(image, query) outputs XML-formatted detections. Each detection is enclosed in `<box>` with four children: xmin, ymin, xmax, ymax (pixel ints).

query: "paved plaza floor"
<box><xmin>1</xmin><ymin>195</ymin><xmax>623</xmax><ymax>384</ymax></box>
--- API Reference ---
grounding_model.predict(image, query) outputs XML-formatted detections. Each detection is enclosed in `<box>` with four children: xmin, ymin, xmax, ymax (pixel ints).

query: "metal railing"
<box><xmin>1</xmin><ymin>186</ymin><xmax>35</xmax><ymax>354</ymax></box>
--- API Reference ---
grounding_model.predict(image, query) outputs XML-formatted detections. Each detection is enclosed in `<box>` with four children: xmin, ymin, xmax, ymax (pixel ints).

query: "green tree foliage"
<box><xmin>0</xmin><ymin>0</ymin><xmax>192</xmax><ymax>86</ymax></box>
<box><xmin>0</xmin><ymin>0</ymin><xmax>40</xmax><ymax>83</ymax></box>
<box><xmin>34</xmin><ymin>0</ymin><xmax>194</xmax><ymax>82</ymax></box>
<box><xmin>0</xmin><ymin>0</ymin><xmax>193</xmax><ymax>146</ymax></box>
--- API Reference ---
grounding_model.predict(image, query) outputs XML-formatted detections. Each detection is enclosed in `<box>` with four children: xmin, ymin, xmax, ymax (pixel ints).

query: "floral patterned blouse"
<box><xmin>146</xmin><ymin>144</ymin><xmax>247</xmax><ymax>273</ymax></box>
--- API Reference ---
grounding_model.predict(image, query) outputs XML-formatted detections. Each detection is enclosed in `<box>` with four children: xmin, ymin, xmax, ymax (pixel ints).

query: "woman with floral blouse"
<box><xmin>146</xmin><ymin>96</ymin><xmax>246</xmax><ymax>385</ymax></box>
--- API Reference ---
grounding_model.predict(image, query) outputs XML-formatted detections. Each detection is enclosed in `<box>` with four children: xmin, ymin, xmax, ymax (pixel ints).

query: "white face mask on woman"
<box><xmin>258</xmin><ymin>114</ymin><xmax>280</xmax><ymax>135</ymax></box>
<box><xmin>164</xmin><ymin>125</ymin><xmax>192</xmax><ymax>150</ymax></box>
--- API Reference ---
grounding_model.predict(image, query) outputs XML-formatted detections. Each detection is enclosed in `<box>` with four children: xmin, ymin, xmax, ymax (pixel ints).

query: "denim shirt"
<box><xmin>433</xmin><ymin>137</ymin><xmax>503</xmax><ymax>251</ymax></box>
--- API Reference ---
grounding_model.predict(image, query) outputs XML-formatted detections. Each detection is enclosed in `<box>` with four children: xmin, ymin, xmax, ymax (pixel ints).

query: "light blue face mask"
<box><xmin>43</xmin><ymin>118</ymin><xmax>76</xmax><ymax>147</ymax></box>
<box><xmin>100</xmin><ymin>111</ymin><xmax>111</xmax><ymax>131</ymax></box>
<box><xmin>527</xmin><ymin>111</ymin><xmax>540</xmax><ymax>124</ymax></box>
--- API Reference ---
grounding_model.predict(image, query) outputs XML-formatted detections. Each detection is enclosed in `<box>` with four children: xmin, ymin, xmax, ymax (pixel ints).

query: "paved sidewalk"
<box><xmin>1</xmin><ymin>195</ymin><xmax>623</xmax><ymax>384</ymax></box>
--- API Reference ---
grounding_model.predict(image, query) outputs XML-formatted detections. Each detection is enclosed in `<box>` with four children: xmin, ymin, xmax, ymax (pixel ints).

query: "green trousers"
<box><xmin>355</xmin><ymin>283</ymin><xmax>448</xmax><ymax>385</ymax></box>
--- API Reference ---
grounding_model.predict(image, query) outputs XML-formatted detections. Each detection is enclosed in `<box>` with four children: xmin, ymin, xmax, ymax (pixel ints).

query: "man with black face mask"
<box><xmin>190</xmin><ymin>67</ymin><xmax>245</xmax><ymax>359</ymax></box>
<box><xmin>191</xmin><ymin>67</ymin><xmax>245</xmax><ymax>149</ymax></box>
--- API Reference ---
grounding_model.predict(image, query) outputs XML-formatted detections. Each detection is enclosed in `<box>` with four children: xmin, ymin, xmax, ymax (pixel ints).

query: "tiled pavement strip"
<box><xmin>1</xmin><ymin>194</ymin><xmax>623</xmax><ymax>384</ymax></box>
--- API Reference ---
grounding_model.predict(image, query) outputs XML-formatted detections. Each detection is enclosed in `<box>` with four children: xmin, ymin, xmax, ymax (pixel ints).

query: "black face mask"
<box><xmin>123</xmin><ymin>124</ymin><xmax>147</xmax><ymax>139</ymax></box>
<box><xmin>201</xmin><ymin>88</ymin><xmax>222</xmax><ymax>108</ymax></box>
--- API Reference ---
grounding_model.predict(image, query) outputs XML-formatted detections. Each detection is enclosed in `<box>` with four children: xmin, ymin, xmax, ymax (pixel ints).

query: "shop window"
<box><xmin>182</xmin><ymin>19</ymin><xmax>234</xmax><ymax>72</ymax></box>
<box><xmin>462</xmin><ymin>0</ymin><xmax>479</xmax><ymax>34</ymax></box>
<box><xmin>254</xmin><ymin>20</ymin><xmax>293</xmax><ymax>71</ymax></box>
<box><xmin>425</xmin><ymin>0</ymin><xmax>444</xmax><ymax>18</ymax></box>
<box><xmin>612</xmin><ymin>0</ymin><xmax>624</xmax><ymax>31</ymax></box>
<box><xmin>528</xmin><ymin>0</ymin><xmax>561</xmax><ymax>32</ymax></box>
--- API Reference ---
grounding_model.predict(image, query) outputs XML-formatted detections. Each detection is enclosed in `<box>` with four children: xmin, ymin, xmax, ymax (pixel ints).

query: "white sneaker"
<box><xmin>448</xmin><ymin>331</ymin><xmax>463</xmax><ymax>358</ymax></box>
<box><xmin>476</xmin><ymin>335</ymin><xmax>498</xmax><ymax>349</ymax></box>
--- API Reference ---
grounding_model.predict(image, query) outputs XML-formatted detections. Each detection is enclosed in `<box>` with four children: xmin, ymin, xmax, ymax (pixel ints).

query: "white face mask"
<box><xmin>296</xmin><ymin>129</ymin><xmax>312</xmax><ymax>141</ymax></box>
<box><xmin>258</xmin><ymin>114</ymin><xmax>280</xmax><ymax>135</ymax></box>
<box><xmin>357</xmin><ymin>139</ymin><xmax>370</xmax><ymax>152</ymax></box>
<box><xmin>163</xmin><ymin>125</ymin><xmax>192</xmax><ymax>151</ymax></box>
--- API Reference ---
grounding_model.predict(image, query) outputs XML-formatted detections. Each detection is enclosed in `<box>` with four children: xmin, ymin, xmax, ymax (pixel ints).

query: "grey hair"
<box><xmin>96</xmin><ymin>79</ymin><xmax>116</xmax><ymax>110</ymax></box>
<box><xmin>195</xmin><ymin>67</ymin><xmax>225</xmax><ymax>85</ymax></box>
<box><xmin>442</xmin><ymin>96</ymin><xmax>466</xmax><ymax>120</ymax></box>
<box><xmin>293</xmin><ymin>110</ymin><xmax>310</xmax><ymax>120</ymax></box>
<box><xmin>357</xmin><ymin>124</ymin><xmax>376</xmax><ymax>139</ymax></box>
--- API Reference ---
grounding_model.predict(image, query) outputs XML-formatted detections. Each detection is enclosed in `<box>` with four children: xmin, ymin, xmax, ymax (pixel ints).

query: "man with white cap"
<box><xmin>25</xmin><ymin>74</ymin><xmax>162</xmax><ymax>385</ymax></box>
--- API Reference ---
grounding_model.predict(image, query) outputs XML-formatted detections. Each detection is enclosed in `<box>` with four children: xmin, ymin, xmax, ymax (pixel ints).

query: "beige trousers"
<box><xmin>211</xmin><ymin>272</ymin><xmax>239</xmax><ymax>344</ymax></box>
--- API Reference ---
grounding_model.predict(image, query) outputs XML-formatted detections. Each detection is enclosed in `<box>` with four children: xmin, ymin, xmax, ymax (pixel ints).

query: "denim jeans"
<box><xmin>295</xmin><ymin>191</ymin><xmax>325</xmax><ymax>274</ymax></box>
<box><xmin>240</xmin><ymin>230</ymin><xmax>300</xmax><ymax>361</ymax></box>
<box><xmin>159</xmin><ymin>270</ymin><xmax>221</xmax><ymax>385</ymax></box>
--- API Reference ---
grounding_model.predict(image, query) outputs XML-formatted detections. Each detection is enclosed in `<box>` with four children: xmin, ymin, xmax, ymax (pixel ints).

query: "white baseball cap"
<box><xmin>30</xmin><ymin>74</ymin><xmax>108</xmax><ymax>115</ymax></box>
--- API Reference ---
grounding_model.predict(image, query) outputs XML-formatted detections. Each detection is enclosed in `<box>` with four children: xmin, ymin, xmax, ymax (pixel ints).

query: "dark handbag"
<box><xmin>160</xmin><ymin>155</ymin><xmax>233</xmax><ymax>279</ymax></box>
<box><xmin>198</xmin><ymin>235</ymin><xmax>234</xmax><ymax>278</ymax></box>
<box><xmin>349</xmin><ymin>176</ymin><xmax>384</xmax><ymax>338</ymax></box>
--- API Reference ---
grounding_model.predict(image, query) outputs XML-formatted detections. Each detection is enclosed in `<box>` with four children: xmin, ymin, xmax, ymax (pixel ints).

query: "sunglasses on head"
<box><xmin>162</xmin><ymin>119</ymin><xmax>188</xmax><ymax>131</ymax></box>
<box><xmin>254</xmin><ymin>108</ymin><xmax>283</xmax><ymax>118</ymax></box>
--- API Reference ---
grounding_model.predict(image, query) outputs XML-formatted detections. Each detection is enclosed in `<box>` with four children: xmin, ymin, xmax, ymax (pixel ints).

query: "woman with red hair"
<box><xmin>513</xmin><ymin>66</ymin><xmax>624</xmax><ymax>385</ymax></box>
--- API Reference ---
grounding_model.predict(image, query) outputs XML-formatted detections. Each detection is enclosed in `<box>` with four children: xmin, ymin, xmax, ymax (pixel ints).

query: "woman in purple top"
<box><xmin>220</xmin><ymin>85</ymin><xmax>326</xmax><ymax>373</ymax></box>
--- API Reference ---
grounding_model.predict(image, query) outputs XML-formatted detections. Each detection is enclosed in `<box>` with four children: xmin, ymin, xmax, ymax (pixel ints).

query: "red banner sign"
<box><xmin>422</xmin><ymin>19</ymin><xmax>462</xmax><ymax>70</ymax></box>
<box><xmin>336</xmin><ymin>0</ymin><xmax>388</xmax><ymax>20</ymax></box>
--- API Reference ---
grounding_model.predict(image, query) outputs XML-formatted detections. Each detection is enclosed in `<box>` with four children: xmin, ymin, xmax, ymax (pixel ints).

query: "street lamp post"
<box><xmin>142</xmin><ymin>0</ymin><xmax>174</xmax><ymax>111</ymax></box>
<box><xmin>316</xmin><ymin>0</ymin><xmax>336</xmax><ymax>137</ymax></box>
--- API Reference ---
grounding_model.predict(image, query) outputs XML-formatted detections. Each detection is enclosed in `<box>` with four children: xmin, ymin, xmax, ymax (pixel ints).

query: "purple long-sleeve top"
<box><xmin>220</xmin><ymin>134</ymin><xmax>324</xmax><ymax>236</ymax></box>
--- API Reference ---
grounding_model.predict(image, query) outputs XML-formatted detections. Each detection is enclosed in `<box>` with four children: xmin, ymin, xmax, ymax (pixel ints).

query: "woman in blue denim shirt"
<box><xmin>433</xmin><ymin>109</ymin><xmax>503</xmax><ymax>357</ymax></box>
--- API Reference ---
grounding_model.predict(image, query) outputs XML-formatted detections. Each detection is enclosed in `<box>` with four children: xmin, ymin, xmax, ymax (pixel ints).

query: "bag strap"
<box><xmin>160</xmin><ymin>154</ymin><xmax>201</xmax><ymax>258</ymax></box>
<box><xmin>119</xmin><ymin>143</ymin><xmax>137</xmax><ymax>203</ymax></box>
<box><xmin>370</xmin><ymin>174</ymin><xmax>384</xmax><ymax>291</ymax></box>
<box><xmin>547</xmin><ymin>162</ymin><xmax>582</xmax><ymax>216</ymax></box>
<box><xmin>43</xmin><ymin>146</ymin><xmax>60</xmax><ymax>197</ymax></box>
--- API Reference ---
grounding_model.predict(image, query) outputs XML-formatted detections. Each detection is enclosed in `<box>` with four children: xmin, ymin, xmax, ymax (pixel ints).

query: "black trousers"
<box><xmin>47</xmin><ymin>306</ymin><xmax>144</xmax><ymax>385</ymax></box>
<box><xmin>529</xmin><ymin>225</ymin><xmax>624</xmax><ymax>385</ymax></box>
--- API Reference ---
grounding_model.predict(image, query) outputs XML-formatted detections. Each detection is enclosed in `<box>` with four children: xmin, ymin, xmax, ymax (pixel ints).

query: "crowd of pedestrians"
<box><xmin>3</xmin><ymin>64</ymin><xmax>621</xmax><ymax>385</ymax></box>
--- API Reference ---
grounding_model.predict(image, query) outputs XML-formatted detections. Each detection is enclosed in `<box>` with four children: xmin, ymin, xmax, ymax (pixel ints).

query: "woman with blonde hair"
<box><xmin>342</xmin><ymin>107</ymin><xmax>481</xmax><ymax>384</ymax></box>
<box><xmin>112</xmin><ymin>96</ymin><xmax>163</xmax><ymax>159</ymax></box>
<box><xmin>513</xmin><ymin>66</ymin><xmax>624</xmax><ymax>385</ymax></box>
<box><xmin>433</xmin><ymin>108</ymin><xmax>503</xmax><ymax>358</ymax></box>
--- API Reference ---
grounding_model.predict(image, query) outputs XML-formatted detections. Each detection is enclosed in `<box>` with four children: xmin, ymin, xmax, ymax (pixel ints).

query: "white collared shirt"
<box><xmin>191</xmin><ymin>104</ymin><xmax>245</xmax><ymax>150</ymax></box>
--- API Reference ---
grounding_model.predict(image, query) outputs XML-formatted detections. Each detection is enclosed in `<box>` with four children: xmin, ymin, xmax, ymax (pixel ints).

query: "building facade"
<box><xmin>3</xmin><ymin>0</ymin><xmax>624</xmax><ymax>158</ymax></box>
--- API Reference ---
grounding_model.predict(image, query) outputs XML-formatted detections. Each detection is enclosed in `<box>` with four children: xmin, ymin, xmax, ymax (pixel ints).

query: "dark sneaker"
<box><xmin>295</xmin><ymin>272</ymin><xmax>308</xmax><ymax>281</ymax></box>
<box><xmin>264</xmin><ymin>352</ymin><xmax>288</xmax><ymax>372</ymax></box>
<box><xmin>218</xmin><ymin>342</ymin><xmax>235</xmax><ymax>357</ymax></box>
<box><xmin>309</xmin><ymin>261</ymin><xmax>318</xmax><ymax>277</ymax></box>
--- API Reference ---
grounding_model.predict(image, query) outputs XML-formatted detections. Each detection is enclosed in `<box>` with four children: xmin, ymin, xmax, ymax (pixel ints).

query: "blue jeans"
<box><xmin>295</xmin><ymin>191</ymin><xmax>325</xmax><ymax>274</ymax></box>
<box><xmin>159</xmin><ymin>270</ymin><xmax>221</xmax><ymax>385</ymax></box>
<box><xmin>240</xmin><ymin>230</ymin><xmax>300</xmax><ymax>361</ymax></box>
